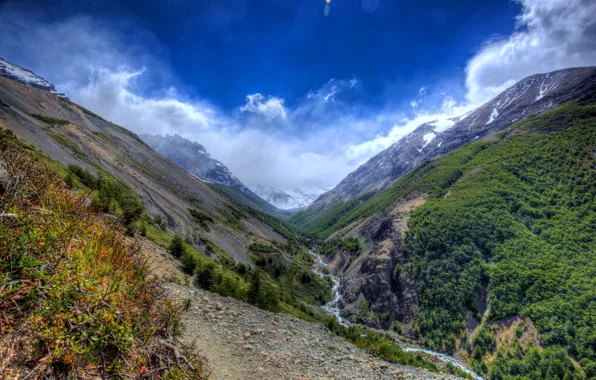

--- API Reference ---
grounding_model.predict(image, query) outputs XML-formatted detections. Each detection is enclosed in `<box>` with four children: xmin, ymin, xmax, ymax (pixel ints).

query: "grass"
<box><xmin>0</xmin><ymin>129</ymin><xmax>206</xmax><ymax>378</ymax></box>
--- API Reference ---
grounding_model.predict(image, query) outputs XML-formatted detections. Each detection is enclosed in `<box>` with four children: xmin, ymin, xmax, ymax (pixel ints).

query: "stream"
<box><xmin>309</xmin><ymin>250</ymin><xmax>483</xmax><ymax>380</ymax></box>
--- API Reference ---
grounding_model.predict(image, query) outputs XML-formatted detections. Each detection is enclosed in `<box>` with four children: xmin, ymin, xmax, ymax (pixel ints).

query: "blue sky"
<box><xmin>5</xmin><ymin>0</ymin><xmax>520</xmax><ymax>109</ymax></box>
<box><xmin>0</xmin><ymin>0</ymin><xmax>595</xmax><ymax>190</ymax></box>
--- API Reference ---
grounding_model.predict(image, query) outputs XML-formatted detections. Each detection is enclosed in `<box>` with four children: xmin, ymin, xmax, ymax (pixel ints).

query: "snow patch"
<box><xmin>417</xmin><ymin>133</ymin><xmax>436</xmax><ymax>152</ymax></box>
<box><xmin>485</xmin><ymin>107</ymin><xmax>499</xmax><ymax>125</ymax></box>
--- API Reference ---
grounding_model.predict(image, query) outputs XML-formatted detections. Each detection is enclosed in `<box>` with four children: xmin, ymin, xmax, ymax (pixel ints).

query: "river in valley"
<box><xmin>309</xmin><ymin>250</ymin><xmax>483</xmax><ymax>380</ymax></box>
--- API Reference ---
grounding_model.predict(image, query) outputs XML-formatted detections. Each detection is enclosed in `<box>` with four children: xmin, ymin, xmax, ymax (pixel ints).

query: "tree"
<box><xmin>248</xmin><ymin>270</ymin><xmax>261</xmax><ymax>305</ymax></box>
<box><xmin>169</xmin><ymin>234</ymin><xmax>186</xmax><ymax>258</ymax></box>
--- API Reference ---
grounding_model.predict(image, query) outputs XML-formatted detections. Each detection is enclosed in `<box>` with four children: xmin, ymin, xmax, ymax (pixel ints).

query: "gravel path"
<box><xmin>166</xmin><ymin>283</ymin><xmax>462</xmax><ymax>380</ymax></box>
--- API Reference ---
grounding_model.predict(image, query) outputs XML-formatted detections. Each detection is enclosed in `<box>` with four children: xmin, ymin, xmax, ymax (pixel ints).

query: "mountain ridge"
<box><xmin>294</xmin><ymin>66</ymin><xmax>596</xmax><ymax>229</ymax></box>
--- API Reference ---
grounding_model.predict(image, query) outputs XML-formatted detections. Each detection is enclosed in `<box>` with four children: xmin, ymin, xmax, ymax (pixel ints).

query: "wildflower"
<box><xmin>15</xmin><ymin>229</ymin><xmax>19</xmax><ymax>235</ymax></box>
<box><xmin>140</xmin><ymin>366</ymin><xmax>147</xmax><ymax>374</ymax></box>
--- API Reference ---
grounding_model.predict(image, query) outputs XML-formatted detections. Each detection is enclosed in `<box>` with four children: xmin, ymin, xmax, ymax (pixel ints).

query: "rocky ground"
<box><xmin>165</xmin><ymin>282</ymin><xmax>462</xmax><ymax>380</ymax></box>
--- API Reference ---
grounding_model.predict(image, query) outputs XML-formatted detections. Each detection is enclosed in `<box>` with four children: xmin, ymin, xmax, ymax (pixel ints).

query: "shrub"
<box><xmin>169</xmin><ymin>234</ymin><xmax>186</xmax><ymax>258</ymax></box>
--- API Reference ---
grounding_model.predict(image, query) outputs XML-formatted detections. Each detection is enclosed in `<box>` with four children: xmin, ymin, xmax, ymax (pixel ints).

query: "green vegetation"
<box><xmin>318</xmin><ymin>236</ymin><xmax>362</xmax><ymax>257</ymax></box>
<box><xmin>188</xmin><ymin>207</ymin><xmax>215</xmax><ymax>231</ymax></box>
<box><xmin>326</xmin><ymin>319</ymin><xmax>440</xmax><ymax>373</ymax></box>
<box><xmin>169</xmin><ymin>234</ymin><xmax>186</xmax><ymax>257</ymax></box>
<box><xmin>30</xmin><ymin>113</ymin><xmax>69</xmax><ymax>126</ymax></box>
<box><xmin>0</xmin><ymin>129</ymin><xmax>204</xmax><ymax>378</ymax></box>
<box><xmin>298</xmin><ymin>102</ymin><xmax>596</xmax><ymax>378</ymax></box>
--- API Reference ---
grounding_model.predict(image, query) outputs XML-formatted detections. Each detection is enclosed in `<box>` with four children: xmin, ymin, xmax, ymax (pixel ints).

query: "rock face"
<box><xmin>0</xmin><ymin>58</ymin><xmax>58</xmax><ymax>93</ymax></box>
<box><xmin>305</xmin><ymin>66</ymin><xmax>596</xmax><ymax>215</ymax></box>
<box><xmin>334</xmin><ymin>196</ymin><xmax>427</xmax><ymax>330</ymax></box>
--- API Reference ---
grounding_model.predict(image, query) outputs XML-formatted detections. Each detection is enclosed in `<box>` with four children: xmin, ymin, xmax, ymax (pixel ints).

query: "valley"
<box><xmin>1</xmin><ymin>56</ymin><xmax>595</xmax><ymax>379</ymax></box>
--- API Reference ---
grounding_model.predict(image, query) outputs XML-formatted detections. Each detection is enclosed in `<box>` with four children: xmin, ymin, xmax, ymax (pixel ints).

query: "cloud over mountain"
<box><xmin>0</xmin><ymin>0</ymin><xmax>594</xmax><ymax>191</ymax></box>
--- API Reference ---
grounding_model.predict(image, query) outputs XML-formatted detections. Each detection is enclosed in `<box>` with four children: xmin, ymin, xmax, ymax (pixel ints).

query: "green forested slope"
<box><xmin>302</xmin><ymin>102</ymin><xmax>596</xmax><ymax>378</ymax></box>
<box><xmin>403</xmin><ymin>103</ymin><xmax>596</xmax><ymax>378</ymax></box>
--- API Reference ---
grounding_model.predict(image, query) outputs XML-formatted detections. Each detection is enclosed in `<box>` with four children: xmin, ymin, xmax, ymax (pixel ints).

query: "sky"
<box><xmin>0</xmin><ymin>0</ymin><xmax>595</xmax><ymax>191</ymax></box>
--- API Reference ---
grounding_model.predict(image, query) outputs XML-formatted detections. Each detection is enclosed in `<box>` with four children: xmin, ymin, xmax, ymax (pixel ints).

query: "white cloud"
<box><xmin>466</xmin><ymin>0</ymin><xmax>596</xmax><ymax>104</ymax></box>
<box><xmin>0</xmin><ymin>0</ymin><xmax>594</xmax><ymax>193</ymax></box>
<box><xmin>240</xmin><ymin>93</ymin><xmax>287</xmax><ymax>121</ymax></box>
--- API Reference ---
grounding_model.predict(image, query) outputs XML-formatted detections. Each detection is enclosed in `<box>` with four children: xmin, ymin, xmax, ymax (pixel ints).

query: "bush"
<box><xmin>169</xmin><ymin>234</ymin><xmax>186</xmax><ymax>258</ymax></box>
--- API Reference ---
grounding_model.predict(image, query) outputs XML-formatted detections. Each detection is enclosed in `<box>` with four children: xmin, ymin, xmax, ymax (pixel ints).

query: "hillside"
<box><xmin>313</xmin><ymin>100</ymin><xmax>596</xmax><ymax>378</ymax></box>
<box><xmin>0</xmin><ymin>73</ymin><xmax>335</xmax><ymax>322</ymax></box>
<box><xmin>293</xmin><ymin>66</ymin><xmax>596</xmax><ymax>230</ymax></box>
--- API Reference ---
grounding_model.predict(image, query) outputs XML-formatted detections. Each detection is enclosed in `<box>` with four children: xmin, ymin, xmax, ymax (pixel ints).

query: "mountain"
<box><xmin>294</xmin><ymin>66</ymin><xmax>596</xmax><ymax>229</ymax></box>
<box><xmin>0</xmin><ymin>62</ymin><xmax>334</xmax><ymax>313</ymax></box>
<box><xmin>315</xmin><ymin>99</ymin><xmax>596</xmax><ymax>379</ymax></box>
<box><xmin>250</xmin><ymin>184</ymin><xmax>328</xmax><ymax>210</ymax></box>
<box><xmin>140</xmin><ymin>133</ymin><xmax>292</xmax><ymax>218</ymax></box>
<box><xmin>141</xmin><ymin>133</ymin><xmax>247</xmax><ymax>190</ymax></box>
<box><xmin>0</xmin><ymin>57</ymin><xmax>61</xmax><ymax>94</ymax></box>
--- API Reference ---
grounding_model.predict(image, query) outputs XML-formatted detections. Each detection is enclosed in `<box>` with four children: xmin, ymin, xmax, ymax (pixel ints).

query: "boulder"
<box><xmin>0</xmin><ymin>158</ymin><xmax>8</xmax><ymax>195</ymax></box>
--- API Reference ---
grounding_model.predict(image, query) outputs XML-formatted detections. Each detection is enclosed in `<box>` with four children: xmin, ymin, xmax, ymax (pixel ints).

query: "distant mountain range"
<box><xmin>140</xmin><ymin>133</ymin><xmax>321</xmax><ymax>214</ymax></box>
<box><xmin>140</xmin><ymin>134</ymin><xmax>249</xmax><ymax>191</ymax></box>
<box><xmin>249</xmin><ymin>185</ymin><xmax>328</xmax><ymax>211</ymax></box>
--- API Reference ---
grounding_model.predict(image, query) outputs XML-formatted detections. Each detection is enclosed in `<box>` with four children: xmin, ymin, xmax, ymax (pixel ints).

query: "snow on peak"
<box><xmin>249</xmin><ymin>185</ymin><xmax>328</xmax><ymax>210</ymax></box>
<box><xmin>0</xmin><ymin>58</ymin><xmax>57</xmax><ymax>92</ymax></box>
<box><xmin>430</xmin><ymin>119</ymin><xmax>456</xmax><ymax>132</ymax></box>
<box><xmin>417</xmin><ymin>133</ymin><xmax>436</xmax><ymax>153</ymax></box>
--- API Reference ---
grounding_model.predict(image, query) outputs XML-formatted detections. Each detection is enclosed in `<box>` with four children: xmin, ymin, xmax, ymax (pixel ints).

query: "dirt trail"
<box><xmin>166</xmin><ymin>283</ymin><xmax>461</xmax><ymax>380</ymax></box>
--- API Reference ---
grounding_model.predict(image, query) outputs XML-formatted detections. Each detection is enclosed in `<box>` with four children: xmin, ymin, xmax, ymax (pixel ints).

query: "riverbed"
<box><xmin>309</xmin><ymin>249</ymin><xmax>483</xmax><ymax>379</ymax></box>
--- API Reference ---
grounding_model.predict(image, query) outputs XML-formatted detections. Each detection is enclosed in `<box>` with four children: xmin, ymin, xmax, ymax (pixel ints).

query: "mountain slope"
<box><xmin>0</xmin><ymin>70</ymin><xmax>335</xmax><ymax>319</ymax></box>
<box><xmin>318</xmin><ymin>100</ymin><xmax>596</xmax><ymax>379</ymax></box>
<box><xmin>293</xmin><ymin>66</ymin><xmax>596</xmax><ymax>230</ymax></box>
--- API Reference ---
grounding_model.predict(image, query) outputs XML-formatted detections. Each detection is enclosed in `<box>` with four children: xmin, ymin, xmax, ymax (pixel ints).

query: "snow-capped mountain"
<box><xmin>0</xmin><ymin>58</ymin><xmax>60</xmax><ymax>94</ymax></box>
<box><xmin>305</xmin><ymin>66</ymin><xmax>596</xmax><ymax>213</ymax></box>
<box><xmin>249</xmin><ymin>185</ymin><xmax>328</xmax><ymax>210</ymax></box>
<box><xmin>141</xmin><ymin>134</ymin><xmax>250</xmax><ymax>191</ymax></box>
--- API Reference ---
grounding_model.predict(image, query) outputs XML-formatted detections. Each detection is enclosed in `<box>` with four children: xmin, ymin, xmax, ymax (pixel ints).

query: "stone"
<box><xmin>0</xmin><ymin>213</ymin><xmax>18</xmax><ymax>227</ymax></box>
<box><xmin>215</xmin><ymin>302</ymin><xmax>224</xmax><ymax>310</ymax></box>
<box><xmin>243</xmin><ymin>344</ymin><xmax>255</xmax><ymax>350</ymax></box>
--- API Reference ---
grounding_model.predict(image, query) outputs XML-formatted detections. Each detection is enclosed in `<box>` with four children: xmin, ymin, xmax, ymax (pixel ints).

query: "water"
<box><xmin>403</xmin><ymin>347</ymin><xmax>483</xmax><ymax>379</ymax></box>
<box><xmin>309</xmin><ymin>249</ymin><xmax>483</xmax><ymax>379</ymax></box>
<box><xmin>309</xmin><ymin>250</ymin><xmax>347</xmax><ymax>326</ymax></box>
